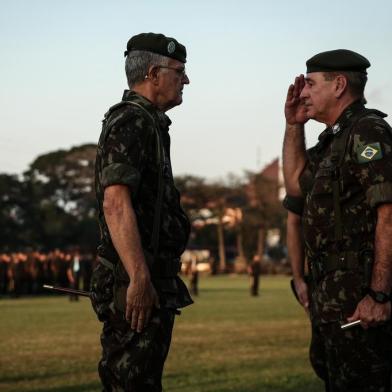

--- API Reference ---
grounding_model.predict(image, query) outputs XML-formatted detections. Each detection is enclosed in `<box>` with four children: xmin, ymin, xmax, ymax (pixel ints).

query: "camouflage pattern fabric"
<box><xmin>311</xmin><ymin>322</ymin><xmax>392</xmax><ymax>392</ymax></box>
<box><xmin>94</xmin><ymin>89</ymin><xmax>192</xmax><ymax>309</ymax></box>
<box><xmin>95</xmin><ymin>90</ymin><xmax>191</xmax><ymax>266</ymax></box>
<box><xmin>91</xmin><ymin>263</ymin><xmax>174</xmax><ymax>392</ymax></box>
<box><xmin>92</xmin><ymin>90</ymin><xmax>193</xmax><ymax>391</ymax></box>
<box><xmin>300</xmin><ymin>101</ymin><xmax>392</xmax><ymax>324</ymax></box>
<box><xmin>299</xmin><ymin>101</ymin><xmax>392</xmax><ymax>390</ymax></box>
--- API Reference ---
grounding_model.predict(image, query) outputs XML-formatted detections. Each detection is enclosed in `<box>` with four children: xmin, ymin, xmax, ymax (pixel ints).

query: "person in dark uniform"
<box><xmin>248</xmin><ymin>255</ymin><xmax>261</xmax><ymax>296</ymax></box>
<box><xmin>0</xmin><ymin>253</ymin><xmax>10</xmax><ymax>296</ymax></box>
<box><xmin>283</xmin><ymin>49</ymin><xmax>392</xmax><ymax>391</ymax></box>
<box><xmin>81</xmin><ymin>251</ymin><xmax>93</xmax><ymax>292</ymax></box>
<box><xmin>189</xmin><ymin>253</ymin><xmax>199</xmax><ymax>296</ymax></box>
<box><xmin>90</xmin><ymin>32</ymin><xmax>193</xmax><ymax>392</ymax></box>
<box><xmin>67</xmin><ymin>248</ymin><xmax>82</xmax><ymax>301</ymax></box>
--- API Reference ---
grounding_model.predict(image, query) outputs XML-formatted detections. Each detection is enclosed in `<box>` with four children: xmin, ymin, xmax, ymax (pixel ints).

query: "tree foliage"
<box><xmin>0</xmin><ymin>144</ymin><xmax>98</xmax><ymax>251</ymax></box>
<box><xmin>0</xmin><ymin>146</ymin><xmax>286</xmax><ymax>262</ymax></box>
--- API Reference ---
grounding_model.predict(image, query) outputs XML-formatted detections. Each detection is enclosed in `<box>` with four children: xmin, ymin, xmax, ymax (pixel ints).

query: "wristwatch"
<box><xmin>367</xmin><ymin>288</ymin><xmax>390</xmax><ymax>304</ymax></box>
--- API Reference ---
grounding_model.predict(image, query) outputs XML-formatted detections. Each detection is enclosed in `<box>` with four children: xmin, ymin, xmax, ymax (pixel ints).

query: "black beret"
<box><xmin>306</xmin><ymin>49</ymin><xmax>370</xmax><ymax>74</ymax></box>
<box><xmin>124</xmin><ymin>32</ymin><xmax>187</xmax><ymax>63</ymax></box>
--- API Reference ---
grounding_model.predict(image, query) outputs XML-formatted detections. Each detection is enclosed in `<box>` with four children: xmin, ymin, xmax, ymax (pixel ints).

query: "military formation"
<box><xmin>0</xmin><ymin>249</ymin><xmax>94</xmax><ymax>297</ymax></box>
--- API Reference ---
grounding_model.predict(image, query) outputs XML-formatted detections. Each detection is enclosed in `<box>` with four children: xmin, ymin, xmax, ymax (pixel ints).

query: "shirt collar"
<box><xmin>331</xmin><ymin>100</ymin><xmax>365</xmax><ymax>135</ymax></box>
<box><xmin>121</xmin><ymin>90</ymin><xmax>172</xmax><ymax>130</ymax></box>
<box><xmin>318</xmin><ymin>100</ymin><xmax>365</xmax><ymax>143</ymax></box>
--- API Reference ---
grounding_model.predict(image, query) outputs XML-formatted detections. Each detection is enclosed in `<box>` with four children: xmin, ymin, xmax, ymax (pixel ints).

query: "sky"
<box><xmin>1</xmin><ymin>0</ymin><xmax>392</xmax><ymax>179</ymax></box>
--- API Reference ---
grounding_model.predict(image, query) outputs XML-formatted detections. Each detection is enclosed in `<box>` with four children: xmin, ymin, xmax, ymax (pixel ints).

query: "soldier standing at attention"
<box><xmin>283</xmin><ymin>49</ymin><xmax>392</xmax><ymax>391</ymax></box>
<box><xmin>91</xmin><ymin>33</ymin><xmax>193</xmax><ymax>392</ymax></box>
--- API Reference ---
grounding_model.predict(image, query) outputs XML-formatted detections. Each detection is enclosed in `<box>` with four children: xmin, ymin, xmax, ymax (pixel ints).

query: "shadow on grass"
<box><xmin>167</xmin><ymin>379</ymin><xmax>323</xmax><ymax>392</ymax></box>
<box><xmin>32</xmin><ymin>382</ymin><xmax>100</xmax><ymax>392</ymax></box>
<box><xmin>166</xmin><ymin>370</ymin><xmax>324</xmax><ymax>392</ymax></box>
<box><xmin>0</xmin><ymin>371</ymin><xmax>71</xmax><ymax>383</ymax></box>
<box><xmin>197</xmin><ymin>288</ymin><xmax>253</xmax><ymax>294</ymax></box>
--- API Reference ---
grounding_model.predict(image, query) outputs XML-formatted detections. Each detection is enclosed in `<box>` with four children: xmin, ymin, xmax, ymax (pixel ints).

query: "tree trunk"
<box><xmin>237</xmin><ymin>228</ymin><xmax>245</xmax><ymax>259</ymax></box>
<box><xmin>235</xmin><ymin>227</ymin><xmax>247</xmax><ymax>273</ymax></box>
<box><xmin>217</xmin><ymin>213</ymin><xmax>226</xmax><ymax>273</ymax></box>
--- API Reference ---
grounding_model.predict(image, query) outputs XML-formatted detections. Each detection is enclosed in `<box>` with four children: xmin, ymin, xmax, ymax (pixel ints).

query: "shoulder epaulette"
<box><xmin>362</xmin><ymin>108</ymin><xmax>388</xmax><ymax>119</ymax></box>
<box><xmin>103</xmin><ymin>100</ymin><xmax>143</xmax><ymax>120</ymax></box>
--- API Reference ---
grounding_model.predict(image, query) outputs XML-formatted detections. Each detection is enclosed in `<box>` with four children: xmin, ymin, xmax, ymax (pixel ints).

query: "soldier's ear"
<box><xmin>146</xmin><ymin>65</ymin><xmax>160</xmax><ymax>85</ymax></box>
<box><xmin>334</xmin><ymin>74</ymin><xmax>348</xmax><ymax>98</ymax></box>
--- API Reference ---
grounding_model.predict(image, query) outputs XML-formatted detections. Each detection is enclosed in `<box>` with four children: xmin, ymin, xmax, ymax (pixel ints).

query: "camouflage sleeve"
<box><xmin>282</xmin><ymin>194</ymin><xmax>304</xmax><ymax>216</ymax></box>
<box><xmin>298</xmin><ymin>145</ymin><xmax>318</xmax><ymax>197</ymax></box>
<box><xmin>100</xmin><ymin>108</ymin><xmax>154</xmax><ymax>191</ymax></box>
<box><xmin>350</xmin><ymin>115</ymin><xmax>392</xmax><ymax>207</ymax></box>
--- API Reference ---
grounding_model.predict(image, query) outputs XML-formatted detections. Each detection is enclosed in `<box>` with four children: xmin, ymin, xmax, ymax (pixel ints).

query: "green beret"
<box><xmin>306</xmin><ymin>49</ymin><xmax>370</xmax><ymax>74</ymax></box>
<box><xmin>124</xmin><ymin>32</ymin><xmax>187</xmax><ymax>63</ymax></box>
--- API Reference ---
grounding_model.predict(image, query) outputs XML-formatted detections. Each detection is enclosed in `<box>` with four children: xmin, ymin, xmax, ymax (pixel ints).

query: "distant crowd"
<box><xmin>0</xmin><ymin>249</ymin><xmax>96</xmax><ymax>297</ymax></box>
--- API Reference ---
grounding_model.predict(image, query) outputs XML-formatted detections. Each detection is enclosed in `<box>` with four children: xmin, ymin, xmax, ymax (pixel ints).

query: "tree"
<box><xmin>243</xmin><ymin>170</ymin><xmax>286</xmax><ymax>262</ymax></box>
<box><xmin>22</xmin><ymin>143</ymin><xmax>98</xmax><ymax>250</ymax></box>
<box><xmin>176</xmin><ymin>175</ymin><xmax>248</xmax><ymax>273</ymax></box>
<box><xmin>0</xmin><ymin>174</ymin><xmax>32</xmax><ymax>250</ymax></box>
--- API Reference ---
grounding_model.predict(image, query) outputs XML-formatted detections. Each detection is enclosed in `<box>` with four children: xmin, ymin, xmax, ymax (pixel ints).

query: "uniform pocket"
<box><xmin>90</xmin><ymin>263</ymin><xmax>114</xmax><ymax>321</ymax></box>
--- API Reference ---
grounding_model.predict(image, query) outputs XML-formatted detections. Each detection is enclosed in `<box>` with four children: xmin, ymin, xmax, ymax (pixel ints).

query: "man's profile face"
<box><xmin>157</xmin><ymin>58</ymin><xmax>190</xmax><ymax>111</ymax></box>
<box><xmin>300</xmin><ymin>72</ymin><xmax>336</xmax><ymax>123</ymax></box>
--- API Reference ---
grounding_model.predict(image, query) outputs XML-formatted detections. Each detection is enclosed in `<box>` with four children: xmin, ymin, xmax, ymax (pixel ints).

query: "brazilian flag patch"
<box><xmin>357</xmin><ymin>142</ymin><xmax>383</xmax><ymax>163</ymax></box>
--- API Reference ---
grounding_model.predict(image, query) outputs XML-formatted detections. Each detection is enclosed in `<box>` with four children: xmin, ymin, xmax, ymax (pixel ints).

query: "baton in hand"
<box><xmin>340</xmin><ymin>320</ymin><xmax>361</xmax><ymax>330</ymax></box>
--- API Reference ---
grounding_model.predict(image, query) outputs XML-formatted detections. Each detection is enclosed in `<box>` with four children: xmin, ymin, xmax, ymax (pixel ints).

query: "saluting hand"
<box><xmin>285</xmin><ymin>74</ymin><xmax>308</xmax><ymax>125</ymax></box>
<box><xmin>125</xmin><ymin>270</ymin><xmax>160</xmax><ymax>333</ymax></box>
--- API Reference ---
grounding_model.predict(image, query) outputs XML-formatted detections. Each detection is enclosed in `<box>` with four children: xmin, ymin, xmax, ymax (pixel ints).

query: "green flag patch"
<box><xmin>357</xmin><ymin>142</ymin><xmax>383</xmax><ymax>163</ymax></box>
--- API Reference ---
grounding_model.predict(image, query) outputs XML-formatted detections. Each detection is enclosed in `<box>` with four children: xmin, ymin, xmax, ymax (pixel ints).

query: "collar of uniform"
<box><xmin>122</xmin><ymin>90</ymin><xmax>172</xmax><ymax>130</ymax></box>
<box><xmin>318</xmin><ymin>100</ymin><xmax>365</xmax><ymax>143</ymax></box>
<box><xmin>331</xmin><ymin>100</ymin><xmax>365</xmax><ymax>135</ymax></box>
<box><xmin>317</xmin><ymin>127</ymin><xmax>333</xmax><ymax>144</ymax></box>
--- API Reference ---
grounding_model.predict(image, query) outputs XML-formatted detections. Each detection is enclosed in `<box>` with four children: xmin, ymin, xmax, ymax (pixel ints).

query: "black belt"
<box><xmin>98</xmin><ymin>256</ymin><xmax>182</xmax><ymax>278</ymax></box>
<box><xmin>309</xmin><ymin>251</ymin><xmax>359</xmax><ymax>282</ymax></box>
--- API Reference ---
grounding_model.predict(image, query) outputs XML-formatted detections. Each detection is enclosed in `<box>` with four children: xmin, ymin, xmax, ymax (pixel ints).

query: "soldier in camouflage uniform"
<box><xmin>90</xmin><ymin>33</ymin><xmax>193</xmax><ymax>392</ymax></box>
<box><xmin>283</xmin><ymin>49</ymin><xmax>392</xmax><ymax>391</ymax></box>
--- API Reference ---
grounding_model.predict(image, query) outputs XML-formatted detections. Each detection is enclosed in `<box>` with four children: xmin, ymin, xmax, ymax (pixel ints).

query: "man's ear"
<box><xmin>146</xmin><ymin>65</ymin><xmax>160</xmax><ymax>85</ymax></box>
<box><xmin>335</xmin><ymin>74</ymin><xmax>348</xmax><ymax>98</ymax></box>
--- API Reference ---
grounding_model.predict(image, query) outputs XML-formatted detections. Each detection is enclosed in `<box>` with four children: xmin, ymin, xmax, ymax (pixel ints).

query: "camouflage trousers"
<box><xmin>310</xmin><ymin>321</ymin><xmax>392</xmax><ymax>392</ymax></box>
<box><xmin>90</xmin><ymin>262</ymin><xmax>175</xmax><ymax>392</ymax></box>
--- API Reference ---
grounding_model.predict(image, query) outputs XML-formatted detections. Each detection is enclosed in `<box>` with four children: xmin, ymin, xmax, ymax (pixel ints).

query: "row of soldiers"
<box><xmin>0</xmin><ymin>249</ymin><xmax>96</xmax><ymax>297</ymax></box>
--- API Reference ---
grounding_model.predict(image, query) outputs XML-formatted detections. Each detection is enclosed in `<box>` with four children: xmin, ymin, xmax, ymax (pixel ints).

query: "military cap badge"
<box><xmin>167</xmin><ymin>41</ymin><xmax>176</xmax><ymax>54</ymax></box>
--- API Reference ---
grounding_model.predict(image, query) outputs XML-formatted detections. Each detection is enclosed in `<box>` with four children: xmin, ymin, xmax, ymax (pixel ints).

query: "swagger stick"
<box><xmin>340</xmin><ymin>320</ymin><xmax>361</xmax><ymax>330</ymax></box>
<box><xmin>43</xmin><ymin>284</ymin><xmax>91</xmax><ymax>297</ymax></box>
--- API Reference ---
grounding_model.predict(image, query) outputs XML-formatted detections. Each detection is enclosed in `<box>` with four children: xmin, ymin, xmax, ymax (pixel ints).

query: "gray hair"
<box><xmin>324</xmin><ymin>71</ymin><xmax>368</xmax><ymax>104</ymax></box>
<box><xmin>125</xmin><ymin>50</ymin><xmax>169</xmax><ymax>88</ymax></box>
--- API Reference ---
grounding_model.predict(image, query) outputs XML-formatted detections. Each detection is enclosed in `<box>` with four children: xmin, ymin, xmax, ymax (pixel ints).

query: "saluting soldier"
<box><xmin>283</xmin><ymin>49</ymin><xmax>392</xmax><ymax>391</ymax></box>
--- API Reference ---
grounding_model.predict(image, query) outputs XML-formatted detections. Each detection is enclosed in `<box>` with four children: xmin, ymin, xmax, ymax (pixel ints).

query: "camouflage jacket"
<box><xmin>95</xmin><ymin>90</ymin><xmax>192</xmax><ymax>309</ymax></box>
<box><xmin>300</xmin><ymin>101</ymin><xmax>392</xmax><ymax>324</ymax></box>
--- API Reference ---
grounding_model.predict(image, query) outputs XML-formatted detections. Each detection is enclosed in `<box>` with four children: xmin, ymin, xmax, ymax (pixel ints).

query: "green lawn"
<box><xmin>0</xmin><ymin>275</ymin><xmax>324</xmax><ymax>392</ymax></box>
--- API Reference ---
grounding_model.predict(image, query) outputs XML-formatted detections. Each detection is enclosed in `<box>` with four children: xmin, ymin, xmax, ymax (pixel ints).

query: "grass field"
<box><xmin>0</xmin><ymin>275</ymin><xmax>324</xmax><ymax>392</ymax></box>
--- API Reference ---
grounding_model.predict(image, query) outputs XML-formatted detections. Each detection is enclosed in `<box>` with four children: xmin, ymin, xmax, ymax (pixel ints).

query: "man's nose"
<box><xmin>299</xmin><ymin>85</ymin><xmax>307</xmax><ymax>99</ymax></box>
<box><xmin>183</xmin><ymin>74</ymin><xmax>190</xmax><ymax>85</ymax></box>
